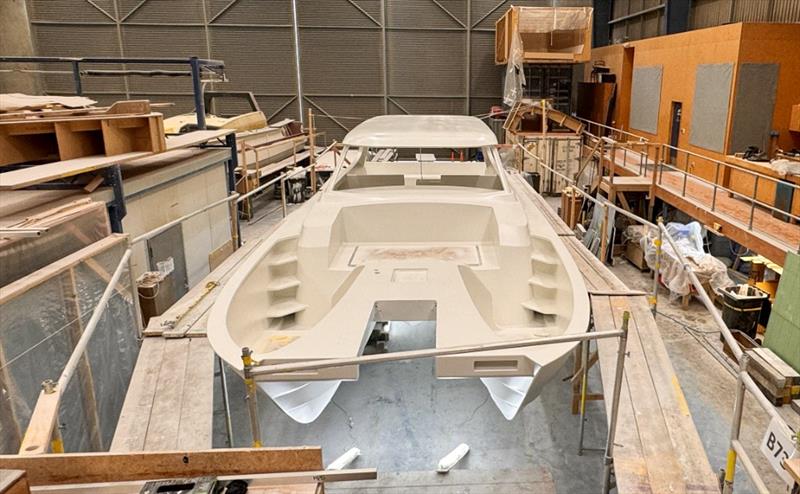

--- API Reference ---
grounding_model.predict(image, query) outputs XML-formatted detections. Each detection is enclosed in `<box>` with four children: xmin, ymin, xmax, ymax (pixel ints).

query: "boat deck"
<box><xmin>112</xmin><ymin>180</ymin><xmax>719</xmax><ymax>493</ymax></box>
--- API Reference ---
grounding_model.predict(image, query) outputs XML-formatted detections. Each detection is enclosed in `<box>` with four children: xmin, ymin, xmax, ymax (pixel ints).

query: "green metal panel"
<box><xmin>764</xmin><ymin>251</ymin><xmax>800</xmax><ymax>372</ymax></box>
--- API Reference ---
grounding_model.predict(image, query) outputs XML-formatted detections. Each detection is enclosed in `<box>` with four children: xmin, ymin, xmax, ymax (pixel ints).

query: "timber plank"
<box><xmin>109</xmin><ymin>338</ymin><xmax>167</xmax><ymax>452</ymax></box>
<box><xmin>0</xmin><ymin>448</ymin><xmax>323</xmax><ymax>486</ymax></box>
<box><xmin>141</xmin><ymin>338</ymin><xmax>191</xmax><ymax>451</ymax></box>
<box><xmin>175</xmin><ymin>338</ymin><xmax>215</xmax><ymax>450</ymax></box>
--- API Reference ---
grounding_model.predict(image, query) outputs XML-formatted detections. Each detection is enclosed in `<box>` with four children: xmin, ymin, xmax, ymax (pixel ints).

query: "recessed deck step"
<box><xmin>521</xmin><ymin>299</ymin><xmax>559</xmax><ymax>315</ymax></box>
<box><xmin>266</xmin><ymin>300</ymin><xmax>307</xmax><ymax>318</ymax></box>
<box><xmin>267</xmin><ymin>276</ymin><xmax>301</xmax><ymax>292</ymax></box>
<box><xmin>530</xmin><ymin>252</ymin><xmax>558</xmax><ymax>265</ymax></box>
<box><xmin>267</xmin><ymin>253</ymin><xmax>298</xmax><ymax>267</ymax></box>
<box><xmin>528</xmin><ymin>277</ymin><xmax>558</xmax><ymax>290</ymax></box>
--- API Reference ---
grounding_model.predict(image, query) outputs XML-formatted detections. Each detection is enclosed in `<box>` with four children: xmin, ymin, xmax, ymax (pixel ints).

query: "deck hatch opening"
<box><xmin>473</xmin><ymin>360</ymin><xmax>520</xmax><ymax>371</ymax></box>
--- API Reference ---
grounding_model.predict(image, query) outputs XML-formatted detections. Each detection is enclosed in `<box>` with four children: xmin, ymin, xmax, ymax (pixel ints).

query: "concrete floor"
<box><xmin>212</xmin><ymin>192</ymin><xmax>799</xmax><ymax>493</ymax></box>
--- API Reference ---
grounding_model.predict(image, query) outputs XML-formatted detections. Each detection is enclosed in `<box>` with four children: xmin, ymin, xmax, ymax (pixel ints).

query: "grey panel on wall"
<box><xmin>729</xmin><ymin>63</ymin><xmax>779</xmax><ymax>154</ymax></box>
<box><xmin>629</xmin><ymin>66</ymin><xmax>662</xmax><ymax>134</ymax></box>
<box><xmin>689</xmin><ymin>63</ymin><xmax>733</xmax><ymax>153</ymax></box>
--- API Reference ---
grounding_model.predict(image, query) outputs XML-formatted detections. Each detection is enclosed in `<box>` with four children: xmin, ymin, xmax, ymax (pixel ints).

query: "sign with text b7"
<box><xmin>759</xmin><ymin>417</ymin><xmax>796</xmax><ymax>486</ymax></box>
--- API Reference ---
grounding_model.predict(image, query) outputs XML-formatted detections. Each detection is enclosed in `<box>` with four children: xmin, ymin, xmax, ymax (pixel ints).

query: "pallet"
<box><xmin>0</xmin><ymin>101</ymin><xmax>166</xmax><ymax>167</ymax></box>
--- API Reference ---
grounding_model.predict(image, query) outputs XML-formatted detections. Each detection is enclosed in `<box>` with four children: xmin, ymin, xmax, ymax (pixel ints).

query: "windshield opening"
<box><xmin>332</xmin><ymin>146</ymin><xmax>504</xmax><ymax>192</ymax></box>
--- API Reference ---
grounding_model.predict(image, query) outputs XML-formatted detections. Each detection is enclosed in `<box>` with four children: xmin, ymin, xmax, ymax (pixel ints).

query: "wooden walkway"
<box><xmin>111</xmin><ymin>232</ymin><xmax>320</xmax><ymax>493</ymax></box>
<box><xmin>603</xmin><ymin>148</ymin><xmax>799</xmax><ymax>265</ymax></box>
<box><xmin>513</xmin><ymin>175</ymin><xmax>720</xmax><ymax>494</ymax></box>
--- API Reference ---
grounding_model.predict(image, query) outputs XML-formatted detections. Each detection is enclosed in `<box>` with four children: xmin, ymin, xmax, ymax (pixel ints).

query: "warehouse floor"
<box><xmin>212</xmin><ymin>193</ymin><xmax>799</xmax><ymax>493</ymax></box>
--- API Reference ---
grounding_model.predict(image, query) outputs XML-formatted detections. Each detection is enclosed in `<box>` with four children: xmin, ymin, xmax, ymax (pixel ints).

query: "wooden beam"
<box><xmin>0</xmin><ymin>448</ymin><xmax>323</xmax><ymax>486</ymax></box>
<box><xmin>0</xmin><ymin>235</ymin><xmax>128</xmax><ymax>305</ymax></box>
<box><xmin>0</xmin><ymin>470</ymin><xmax>30</xmax><ymax>494</ymax></box>
<box><xmin>17</xmin><ymin>391</ymin><xmax>60</xmax><ymax>456</ymax></box>
<box><xmin>24</xmin><ymin>469</ymin><xmax>376</xmax><ymax>493</ymax></box>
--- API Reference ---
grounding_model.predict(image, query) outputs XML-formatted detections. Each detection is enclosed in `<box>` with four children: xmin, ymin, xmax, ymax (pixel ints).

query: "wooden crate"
<box><xmin>0</xmin><ymin>101</ymin><xmax>166</xmax><ymax>166</ymax></box>
<box><xmin>624</xmin><ymin>241</ymin><xmax>649</xmax><ymax>271</ymax></box>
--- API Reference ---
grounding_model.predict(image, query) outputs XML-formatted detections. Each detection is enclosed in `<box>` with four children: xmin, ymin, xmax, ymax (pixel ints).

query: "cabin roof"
<box><xmin>343</xmin><ymin>115</ymin><xmax>498</xmax><ymax>148</ymax></box>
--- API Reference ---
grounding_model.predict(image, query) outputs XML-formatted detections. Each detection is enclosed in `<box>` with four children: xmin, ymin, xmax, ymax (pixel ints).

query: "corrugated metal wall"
<box><xmin>690</xmin><ymin>0</ymin><xmax>800</xmax><ymax>29</ymax></box>
<box><xmin>23</xmin><ymin>0</ymin><xmax>590</xmax><ymax>140</ymax></box>
<box><xmin>608</xmin><ymin>0</ymin><xmax>800</xmax><ymax>42</ymax></box>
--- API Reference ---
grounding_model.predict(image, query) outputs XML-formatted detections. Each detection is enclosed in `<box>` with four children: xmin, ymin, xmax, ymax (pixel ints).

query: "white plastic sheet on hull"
<box><xmin>260</xmin><ymin>380</ymin><xmax>342</xmax><ymax>424</ymax></box>
<box><xmin>481</xmin><ymin>376</ymin><xmax>536</xmax><ymax>420</ymax></box>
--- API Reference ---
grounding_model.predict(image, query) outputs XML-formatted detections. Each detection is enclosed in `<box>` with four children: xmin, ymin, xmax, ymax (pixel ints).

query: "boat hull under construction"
<box><xmin>208</xmin><ymin>115</ymin><xmax>590</xmax><ymax>423</ymax></box>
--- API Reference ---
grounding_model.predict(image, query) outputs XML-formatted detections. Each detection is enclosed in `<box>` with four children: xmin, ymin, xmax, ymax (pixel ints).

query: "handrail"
<box><xmin>654</xmin><ymin>153</ymin><xmax>800</xmax><ymax>224</ymax></box>
<box><xmin>661</xmin><ymin>142</ymin><xmax>800</xmax><ymax>188</ymax></box>
<box><xmin>660</xmin><ymin>221</ymin><xmax>795</xmax><ymax>493</ymax></box>
<box><xmin>576</xmin><ymin>116</ymin><xmax>648</xmax><ymax>143</ymax></box>
<box><xmin>661</xmin><ymin>143</ymin><xmax>800</xmax><ymax>193</ymax></box>
<box><xmin>516</xmin><ymin>143</ymin><xmax>658</xmax><ymax>229</ymax></box>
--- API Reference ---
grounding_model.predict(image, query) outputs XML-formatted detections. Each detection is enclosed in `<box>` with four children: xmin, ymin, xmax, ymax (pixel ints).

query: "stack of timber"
<box><xmin>510</xmin><ymin>173</ymin><xmax>720</xmax><ymax>493</ymax></box>
<box><xmin>745</xmin><ymin>347</ymin><xmax>800</xmax><ymax>406</ymax></box>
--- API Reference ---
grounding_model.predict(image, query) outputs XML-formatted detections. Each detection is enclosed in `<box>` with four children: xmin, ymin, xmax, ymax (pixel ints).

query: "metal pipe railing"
<box><xmin>659</xmin><ymin>222</ymin><xmax>795</xmax><ymax>493</ymax></box>
<box><xmin>654</xmin><ymin>156</ymin><xmax>800</xmax><ymax>223</ymax></box>
<box><xmin>243</xmin><ymin>321</ymin><xmax>631</xmax><ymax>494</ymax></box>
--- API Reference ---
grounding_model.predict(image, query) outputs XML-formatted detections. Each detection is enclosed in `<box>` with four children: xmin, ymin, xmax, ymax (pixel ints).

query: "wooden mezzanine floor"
<box><xmin>601</xmin><ymin>148</ymin><xmax>800</xmax><ymax>265</ymax></box>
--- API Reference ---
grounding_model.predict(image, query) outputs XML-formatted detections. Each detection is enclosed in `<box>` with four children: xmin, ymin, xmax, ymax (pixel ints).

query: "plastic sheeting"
<box><xmin>635</xmin><ymin>222</ymin><xmax>734</xmax><ymax>300</ymax></box>
<box><xmin>503</xmin><ymin>7</ymin><xmax>592</xmax><ymax>106</ymax></box>
<box><xmin>0</xmin><ymin>240</ymin><xmax>139</xmax><ymax>453</ymax></box>
<box><xmin>0</xmin><ymin>200</ymin><xmax>110</xmax><ymax>287</ymax></box>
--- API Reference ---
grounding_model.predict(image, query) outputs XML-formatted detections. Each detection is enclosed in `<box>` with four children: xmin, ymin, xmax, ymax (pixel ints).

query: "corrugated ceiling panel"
<box><xmin>28</xmin><ymin>0</ymin><xmax>115</xmax><ymax>22</ymax></box>
<box><xmin>31</xmin><ymin>24</ymin><xmax>126</xmax><ymax>93</ymax></box>
<box><xmin>470</xmin><ymin>31</ymin><xmax>502</xmax><ymax>97</ymax></box>
<box><xmin>120</xmin><ymin>0</ymin><xmax>205</xmax><ymax>23</ymax></box>
<box><xmin>387</xmin><ymin>0</ymin><xmax>464</xmax><ymax>29</ymax></box>
<box><xmin>120</xmin><ymin>25</ymin><xmax>209</xmax><ymax>93</ymax></box>
<box><xmin>210</xmin><ymin>26</ymin><xmax>296</xmax><ymax>93</ymax></box>
<box><xmin>299</xmin><ymin>28</ymin><xmax>382</xmax><ymax>94</ymax></box>
<box><xmin>298</xmin><ymin>0</ymin><xmax>381</xmax><ymax>27</ymax></box>
<box><xmin>387</xmin><ymin>30</ymin><xmax>465</xmax><ymax>95</ymax></box>
<box><xmin>206</xmin><ymin>0</ymin><xmax>293</xmax><ymax>25</ymax></box>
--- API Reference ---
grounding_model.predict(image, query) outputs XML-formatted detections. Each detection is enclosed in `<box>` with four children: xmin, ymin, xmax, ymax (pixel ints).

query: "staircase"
<box><xmin>522</xmin><ymin>249</ymin><xmax>560</xmax><ymax>326</ymax></box>
<box><xmin>264</xmin><ymin>234</ymin><xmax>306</xmax><ymax>329</ymax></box>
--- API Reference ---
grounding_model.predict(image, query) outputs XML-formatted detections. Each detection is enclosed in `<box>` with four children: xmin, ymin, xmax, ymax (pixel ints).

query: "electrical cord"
<box><xmin>654</xmin><ymin>308</ymin><xmax>738</xmax><ymax>377</ymax></box>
